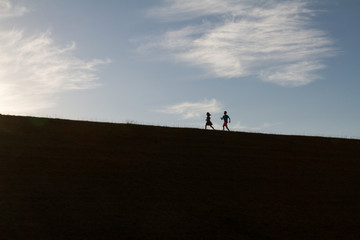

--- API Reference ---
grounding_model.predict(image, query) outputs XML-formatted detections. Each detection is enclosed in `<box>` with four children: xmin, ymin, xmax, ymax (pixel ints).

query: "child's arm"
<box><xmin>229</xmin><ymin>116</ymin><xmax>231</xmax><ymax>123</ymax></box>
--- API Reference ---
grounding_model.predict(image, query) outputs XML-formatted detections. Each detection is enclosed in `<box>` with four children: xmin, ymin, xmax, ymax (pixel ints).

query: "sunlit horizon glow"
<box><xmin>0</xmin><ymin>0</ymin><xmax>110</xmax><ymax>114</ymax></box>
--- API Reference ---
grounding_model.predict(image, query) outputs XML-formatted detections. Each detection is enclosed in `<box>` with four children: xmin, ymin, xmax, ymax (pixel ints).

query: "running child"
<box><xmin>221</xmin><ymin>111</ymin><xmax>231</xmax><ymax>131</ymax></box>
<box><xmin>205</xmin><ymin>112</ymin><xmax>215</xmax><ymax>130</ymax></box>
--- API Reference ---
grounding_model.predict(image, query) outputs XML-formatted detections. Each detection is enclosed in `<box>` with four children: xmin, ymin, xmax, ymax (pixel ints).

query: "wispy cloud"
<box><xmin>0</xmin><ymin>0</ymin><xmax>27</xmax><ymax>18</ymax></box>
<box><xmin>140</xmin><ymin>0</ymin><xmax>336</xmax><ymax>86</ymax></box>
<box><xmin>0</xmin><ymin>1</ymin><xmax>110</xmax><ymax>114</ymax></box>
<box><xmin>156</xmin><ymin>98</ymin><xmax>222</xmax><ymax>119</ymax></box>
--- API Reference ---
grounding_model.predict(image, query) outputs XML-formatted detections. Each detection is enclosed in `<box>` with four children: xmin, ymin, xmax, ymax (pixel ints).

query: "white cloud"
<box><xmin>156</xmin><ymin>98</ymin><xmax>222</xmax><ymax>119</ymax></box>
<box><xmin>0</xmin><ymin>0</ymin><xmax>27</xmax><ymax>18</ymax></box>
<box><xmin>0</xmin><ymin>1</ymin><xmax>110</xmax><ymax>114</ymax></box>
<box><xmin>140</xmin><ymin>0</ymin><xmax>336</xmax><ymax>86</ymax></box>
<box><xmin>147</xmin><ymin>0</ymin><xmax>251</xmax><ymax>22</ymax></box>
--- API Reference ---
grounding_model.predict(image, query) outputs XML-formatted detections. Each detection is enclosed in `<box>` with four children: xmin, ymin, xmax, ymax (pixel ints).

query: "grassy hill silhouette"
<box><xmin>1</xmin><ymin>114</ymin><xmax>359</xmax><ymax>239</ymax></box>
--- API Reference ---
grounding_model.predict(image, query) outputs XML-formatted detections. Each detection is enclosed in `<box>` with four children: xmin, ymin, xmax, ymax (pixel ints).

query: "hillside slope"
<box><xmin>0</xmin><ymin>115</ymin><xmax>359</xmax><ymax>240</ymax></box>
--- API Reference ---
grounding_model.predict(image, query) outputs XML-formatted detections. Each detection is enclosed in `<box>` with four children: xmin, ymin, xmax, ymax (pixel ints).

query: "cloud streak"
<box><xmin>0</xmin><ymin>1</ymin><xmax>110</xmax><ymax>114</ymax></box>
<box><xmin>156</xmin><ymin>98</ymin><xmax>222</xmax><ymax>119</ymax></box>
<box><xmin>141</xmin><ymin>0</ymin><xmax>336</xmax><ymax>86</ymax></box>
<box><xmin>0</xmin><ymin>30</ymin><xmax>110</xmax><ymax>114</ymax></box>
<box><xmin>0</xmin><ymin>0</ymin><xmax>27</xmax><ymax>18</ymax></box>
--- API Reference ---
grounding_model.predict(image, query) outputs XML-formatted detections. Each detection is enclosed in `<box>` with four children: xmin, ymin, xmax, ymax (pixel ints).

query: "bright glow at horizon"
<box><xmin>0</xmin><ymin>0</ymin><xmax>110</xmax><ymax>114</ymax></box>
<box><xmin>0</xmin><ymin>0</ymin><xmax>359</xmax><ymax>138</ymax></box>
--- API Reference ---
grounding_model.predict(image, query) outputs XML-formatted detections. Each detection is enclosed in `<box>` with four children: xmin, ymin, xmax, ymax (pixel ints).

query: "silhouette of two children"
<box><xmin>205</xmin><ymin>111</ymin><xmax>231</xmax><ymax>131</ymax></box>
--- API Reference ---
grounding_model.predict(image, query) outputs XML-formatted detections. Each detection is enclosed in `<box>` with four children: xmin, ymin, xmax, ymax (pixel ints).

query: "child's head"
<box><xmin>206</xmin><ymin>112</ymin><xmax>211</xmax><ymax>116</ymax></box>
<box><xmin>224</xmin><ymin>111</ymin><xmax>227</xmax><ymax>114</ymax></box>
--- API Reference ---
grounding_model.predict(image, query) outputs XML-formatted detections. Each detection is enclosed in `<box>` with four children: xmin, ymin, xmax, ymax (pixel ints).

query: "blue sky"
<box><xmin>1</xmin><ymin>0</ymin><xmax>360</xmax><ymax>138</ymax></box>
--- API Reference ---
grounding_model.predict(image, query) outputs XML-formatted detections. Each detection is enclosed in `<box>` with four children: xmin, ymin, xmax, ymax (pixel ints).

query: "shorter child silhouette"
<box><xmin>221</xmin><ymin>111</ymin><xmax>231</xmax><ymax>131</ymax></box>
<box><xmin>205</xmin><ymin>112</ymin><xmax>215</xmax><ymax>130</ymax></box>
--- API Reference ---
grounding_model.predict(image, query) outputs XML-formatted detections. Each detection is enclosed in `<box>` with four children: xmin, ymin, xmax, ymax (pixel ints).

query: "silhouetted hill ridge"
<box><xmin>0</xmin><ymin>114</ymin><xmax>359</xmax><ymax>240</ymax></box>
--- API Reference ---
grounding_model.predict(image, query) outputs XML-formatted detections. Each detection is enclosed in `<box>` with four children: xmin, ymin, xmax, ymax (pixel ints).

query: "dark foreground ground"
<box><xmin>0</xmin><ymin>115</ymin><xmax>359</xmax><ymax>240</ymax></box>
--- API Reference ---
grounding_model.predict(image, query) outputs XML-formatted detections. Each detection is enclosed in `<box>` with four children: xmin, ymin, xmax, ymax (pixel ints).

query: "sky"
<box><xmin>1</xmin><ymin>0</ymin><xmax>360</xmax><ymax>138</ymax></box>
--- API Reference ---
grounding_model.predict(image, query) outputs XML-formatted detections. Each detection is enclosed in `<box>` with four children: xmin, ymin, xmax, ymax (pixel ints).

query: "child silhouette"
<box><xmin>221</xmin><ymin>111</ymin><xmax>231</xmax><ymax>131</ymax></box>
<box><xmin>205</xmin><ymin>112</ymin><xmax>215</xmax><ymax>130</ymax></box>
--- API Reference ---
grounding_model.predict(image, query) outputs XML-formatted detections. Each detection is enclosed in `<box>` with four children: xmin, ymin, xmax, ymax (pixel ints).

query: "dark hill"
<box><xmin>0</xmin><ymin>115</ymin><xmax>359</xmax><ymax>240</ymax></box>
